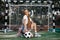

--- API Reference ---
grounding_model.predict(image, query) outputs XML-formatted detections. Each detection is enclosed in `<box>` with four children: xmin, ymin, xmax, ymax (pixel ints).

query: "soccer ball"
<box><xmin>24</xmin><ymin>31</ymin><xmax>33</xmax><ymax>38</ymax></box>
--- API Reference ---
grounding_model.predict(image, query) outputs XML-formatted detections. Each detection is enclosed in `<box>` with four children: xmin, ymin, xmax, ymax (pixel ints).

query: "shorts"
<box><xmin>21</xmin><ymin>25</ymin><xmax>24</xmax><ymax>31</ymax></box>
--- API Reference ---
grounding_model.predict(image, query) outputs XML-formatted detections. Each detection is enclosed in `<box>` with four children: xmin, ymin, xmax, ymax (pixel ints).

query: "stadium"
<box><xmin>0</xmin><ymin>0</ymin><xmax>60</xmax><ymax>40</ymax></box>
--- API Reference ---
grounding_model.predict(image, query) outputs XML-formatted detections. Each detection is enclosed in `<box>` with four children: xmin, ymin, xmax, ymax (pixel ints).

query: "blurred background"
<box><xmin>0</xmin><ymin>0</ymin><xmax>60</xmax><ymax>32</ymax></box>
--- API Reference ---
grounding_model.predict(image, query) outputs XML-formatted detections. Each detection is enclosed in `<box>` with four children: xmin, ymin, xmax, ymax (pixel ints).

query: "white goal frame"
<box><xmin>9</xmin><ymin>4</ymin><xmax>51</xmax><ymax>31</ymax></box>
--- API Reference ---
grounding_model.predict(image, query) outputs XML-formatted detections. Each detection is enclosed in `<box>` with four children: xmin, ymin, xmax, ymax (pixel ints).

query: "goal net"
<box><xmin>9</xmin><ymin>4</ymin><xmax>52</xmax><ymax>31</ymax></box>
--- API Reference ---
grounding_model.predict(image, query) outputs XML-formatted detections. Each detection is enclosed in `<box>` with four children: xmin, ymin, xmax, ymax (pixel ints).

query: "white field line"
<box><xmin>0</xmin><ymin>34</ymin><xmax>17</xmax><ymax>38</ymax></box>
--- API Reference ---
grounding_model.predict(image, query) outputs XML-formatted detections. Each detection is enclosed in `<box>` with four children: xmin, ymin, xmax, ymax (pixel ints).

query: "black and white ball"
<box><xmin>24</xmin><ymin>31</ymin><xmax>33</xmax><ymax>38</ymax></box>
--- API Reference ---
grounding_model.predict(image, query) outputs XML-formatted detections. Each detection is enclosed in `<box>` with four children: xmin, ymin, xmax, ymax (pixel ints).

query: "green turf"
<box><xmin>0</xmin><ymin>31</ymin><xmax>60</xmax><ymax>40</ymax></box>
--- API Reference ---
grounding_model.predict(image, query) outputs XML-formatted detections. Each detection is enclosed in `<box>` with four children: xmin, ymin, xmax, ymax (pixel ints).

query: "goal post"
<box><xmin>9</xmin><ymin>4</ymin><xmax>51</xmax><ymax>31</ymax></box>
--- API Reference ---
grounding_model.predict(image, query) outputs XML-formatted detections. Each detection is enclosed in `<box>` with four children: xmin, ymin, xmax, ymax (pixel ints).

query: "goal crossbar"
<box><xmin>10</xmin><ymin>4</ymin><xmax>49</xmax><ymax>7</ymax></box>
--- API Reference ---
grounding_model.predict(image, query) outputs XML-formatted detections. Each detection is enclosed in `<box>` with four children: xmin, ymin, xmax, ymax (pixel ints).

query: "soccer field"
<box><xmin>0</xmin><ymin>31</ymin><xmax>60</xmax><ymax>40</ymax></box>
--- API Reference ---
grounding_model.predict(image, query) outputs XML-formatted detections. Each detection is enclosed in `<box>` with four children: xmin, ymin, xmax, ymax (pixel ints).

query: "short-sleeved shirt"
<box><xmin>22</xmin><ymin>15</ymin><xmax>32</xmax><ymax>25</ymax></box>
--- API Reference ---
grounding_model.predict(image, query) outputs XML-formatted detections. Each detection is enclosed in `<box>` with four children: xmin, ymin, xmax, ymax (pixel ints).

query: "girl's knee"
<box><xmin>19</xmin><ymin>28</ymin><xmax>22</xmax><ymax>31</ymax></box>
<box><xmin>33</xmin><ymin>23</ymin><xmax>36</xmax><ymax>26</ymax></box>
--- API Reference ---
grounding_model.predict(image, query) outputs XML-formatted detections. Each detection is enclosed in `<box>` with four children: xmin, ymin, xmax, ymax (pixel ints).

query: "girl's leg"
<box><xmin>31</xmin><ymin>23</ymin><xmax>37</xmax><ymax>33</ymax></box>
<box><xmin>31</xmin><ymin>23</ymin><xmax>41</xmax><ymax>37</ymax></box>
<box><xmin>17</xmin><ymin>28</ymin><xmax>22</xmax><ymax>37</ymax></box>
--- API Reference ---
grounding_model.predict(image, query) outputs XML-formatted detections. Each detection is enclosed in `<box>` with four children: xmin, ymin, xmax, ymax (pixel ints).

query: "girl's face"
<box><xmin>24</xmin><ymin>10</ymin><xmax>29</xmax><ymax>16</ymax></box>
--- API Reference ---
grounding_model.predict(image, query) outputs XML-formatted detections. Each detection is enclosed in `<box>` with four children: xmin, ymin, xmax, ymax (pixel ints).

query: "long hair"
<box><xmin>23</xmin><ymin>9</ymin><xmax>31</xmax><ymax>30</ymax></box>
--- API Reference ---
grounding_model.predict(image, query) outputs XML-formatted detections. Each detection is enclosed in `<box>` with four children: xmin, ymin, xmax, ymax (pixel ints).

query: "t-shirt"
<box><xmin>22</xmin><ymin>15</ymin><xmax>32</xmax><ymax>25</ymax></box>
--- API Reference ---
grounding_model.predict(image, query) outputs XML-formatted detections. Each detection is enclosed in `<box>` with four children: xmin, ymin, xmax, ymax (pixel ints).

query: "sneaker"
<box><xmin>35</xmin><ymin>33</ymin><xmax>41</xmax><ymax>37</ymax></box>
